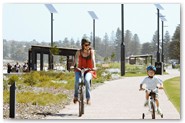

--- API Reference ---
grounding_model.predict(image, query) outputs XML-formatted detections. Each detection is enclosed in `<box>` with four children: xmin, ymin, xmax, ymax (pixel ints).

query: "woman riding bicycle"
<box><xmin>72</xmin><ymin>38</ymin><xmax>97</xmax><ymax>105</ymax></box>
<box><xmin>139</xmin><ymin>65</ymin><xmax>163</xmax><ymax>115</ymax></box>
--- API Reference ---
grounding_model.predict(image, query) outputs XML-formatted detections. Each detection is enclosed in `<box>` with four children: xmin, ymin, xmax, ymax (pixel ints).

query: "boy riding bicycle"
<box><xmin>139</xmin><ymin>65</ymin><xmax>163</xmax><ymax>115</ymax></box>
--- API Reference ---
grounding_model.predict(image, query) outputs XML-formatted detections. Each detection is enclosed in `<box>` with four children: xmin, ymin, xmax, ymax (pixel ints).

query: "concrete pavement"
<box><xmin>44</xmin><ymin>68</ymin><xmax>180</xmax><ymax>119</ymax></box>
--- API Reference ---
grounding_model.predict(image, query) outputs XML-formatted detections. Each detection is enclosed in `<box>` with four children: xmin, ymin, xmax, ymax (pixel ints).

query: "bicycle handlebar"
<box><xmin>75</xmin><ymin>68</ymin><xmax>93</xmax><ymax>71</ymax></box>
<box><xmin>139</xmin><ymin>87</ymin><xmax>159</xmax><ymax>93</ymax></box>
<box><xmin>70</xmin><ymin>66</ymin><xmax>96</xmax><ymax>71</ymax></box>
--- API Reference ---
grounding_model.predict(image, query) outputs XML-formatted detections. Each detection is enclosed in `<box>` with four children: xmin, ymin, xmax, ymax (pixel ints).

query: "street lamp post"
<box><xmin>88</xmin><ymin>11</ymin><xmax>98</xmax><ymax>50</ymax></box>
<box><xmin>154</xmin><ymin>4</ymin><xmax>164</xmax><ymax>62</ymax></box>
<box><xmin>121</xmin><ymin>4</ymin><xmax>125</xmax><ymax>76</ymax></box>
<box><xmin>160</xmin><ymin>14</ymin><xmax>167</xmax><ymax>72</ymax></box>
<box><xmin>154</xmin><ymin>4</ymin><xmax>164</xmax><ymax>75</ymax></box>
<box><xmin>162</xmin><ymin>20</ymin><xmax>164</xmax><ymax>63</ymax></box>
<box><xmin>45</xmin><ymin>4</ymin><xmax>57</xmax><ymax>69</ymax></box>
<box><xmin>160</xmin><ymin>15</ymin><xmax>167</xmax><ymax>63</ymax></box>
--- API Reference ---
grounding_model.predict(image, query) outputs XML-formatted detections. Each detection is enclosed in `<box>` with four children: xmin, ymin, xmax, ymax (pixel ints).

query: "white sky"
<box><xmin>2</xmin><ymin>3</ymin><xmax>180</xmax><ymax>43</ymax></box>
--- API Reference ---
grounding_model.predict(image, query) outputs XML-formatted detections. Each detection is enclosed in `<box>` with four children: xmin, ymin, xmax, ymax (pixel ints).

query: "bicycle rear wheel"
<box><xmin>151</xmin><ymin>102</ymin><xmax>155</xmax><ymax>119</ymax></box>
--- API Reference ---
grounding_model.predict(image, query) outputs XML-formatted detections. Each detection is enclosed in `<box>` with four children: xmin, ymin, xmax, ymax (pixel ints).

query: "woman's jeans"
<box><xmin>74</xmin><ymin>71</ymin><xmax>92</xmax><ymax>99</ymax></box>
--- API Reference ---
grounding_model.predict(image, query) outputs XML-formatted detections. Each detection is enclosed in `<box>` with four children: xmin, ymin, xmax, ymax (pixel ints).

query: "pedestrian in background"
<box><xmin>7</xmin><ymin>63</ymin><xmax>12</xmax><ymax>73</ymax></box>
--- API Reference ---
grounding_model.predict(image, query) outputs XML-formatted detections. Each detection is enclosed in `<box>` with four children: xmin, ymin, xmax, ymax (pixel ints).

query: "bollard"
<box><xmin>155</xmin><ymin>62</ymin><xmax>163</xmax><ymax>75</ymax></box>
<box><xmin>9</xmin><ymin>82</ymin><xmax>16</xmax><ymax>118</ymax></box>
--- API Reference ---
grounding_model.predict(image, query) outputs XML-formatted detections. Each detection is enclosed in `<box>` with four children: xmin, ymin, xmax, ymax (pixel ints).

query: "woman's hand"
<box><xmin>92</xmin><ymin>68</ymin><xmax>97</xmax><ymax>71</ymax></box>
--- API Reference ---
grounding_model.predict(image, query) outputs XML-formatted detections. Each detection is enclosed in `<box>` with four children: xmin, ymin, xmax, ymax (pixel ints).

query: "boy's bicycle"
<box><xmin>141</xmin><ymin>87</ymin><xmax>163</xmax><ymax>119</ymax></box>
<box><xmin>75</xmin><ymin>68</ymin><xmax>91</xmax><ymax>117</ymax></box>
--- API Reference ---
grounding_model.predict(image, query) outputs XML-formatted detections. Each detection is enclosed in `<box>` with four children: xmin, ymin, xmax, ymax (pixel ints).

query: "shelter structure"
<box><xmin>28</xmin><ymin>45</ymin><xmax>78</xmax><ymax>71</ymax></box>
<box><xmin>128</xmin><ymin>54</ymin><xmax>153</xmax><ymax>65</ymax></box>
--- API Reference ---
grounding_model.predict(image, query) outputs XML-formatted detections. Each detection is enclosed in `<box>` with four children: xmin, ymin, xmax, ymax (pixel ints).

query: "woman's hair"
<box><xmin>81</xmin><ymin>38</ymin><xmax>91</xmax><ymax>45</ymax></box>
<box><xmin>81</xmin><ymin>38</ymin><xmax>91</xmax><ymax>50</ymax></box>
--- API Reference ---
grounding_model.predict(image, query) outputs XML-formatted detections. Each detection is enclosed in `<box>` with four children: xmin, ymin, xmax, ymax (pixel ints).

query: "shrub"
<box><xmin>3</xmin><ymin>90</ymin><xmax>9</xmax><ymax>103</ymax></box>
<box><xmin>3</xmin><ymin>76</ymin><xmax>9</xmax><ymax>90</ymax></box>
<box><xmin>8</xmin><ymin>75</ymin><xmax>19</xmax><ymax>85</ymax></box>
<box><xmin>23</xmin><ymin>71</ymin><xmax>40</xmax><ymax>86</ymax></box>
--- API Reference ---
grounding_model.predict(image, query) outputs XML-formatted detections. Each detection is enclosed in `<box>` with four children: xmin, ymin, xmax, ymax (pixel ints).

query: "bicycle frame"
<box><xmin>148</xmin><ymin>90</ymin><xmax>157</xmax><ymax>119</ymax></box>
<box><xmin>142</xmin><ymin>88</ymin><xmax>160</xmax><ymax>119</ymax></box>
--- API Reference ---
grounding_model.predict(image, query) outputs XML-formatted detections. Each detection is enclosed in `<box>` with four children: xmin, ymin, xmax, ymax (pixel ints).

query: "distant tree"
<box><xmin>30</xmin><ymin>39</ymin><xmax>39</xmax><ymax>45</ymax></box>
<box><xmin>10</xmin><ymin>40</ymin><xmax>18</xmax><ymax>60</ymax></box>
<box><xmin>103</xmin><ymin>33</ymin><xmax>109</xmax><ymax>57</ymax></box>
<box><xmin>94</xmin><ymin>36</ymin><xmax>103</xmax><ymax>61</ymax></box>
<box><xmin>114</xmin><ymin>28</ymin><xmax>122</xmax><ymax>61</ymax></box>
<box><xmin>141</xmin><ymin>42</ymin><xmax>152</xmax><ymax>54</ymax></box>
<box><xmin>151</xmin><ymin>31</ymin><xmax>158</xmax><ymax>53</ymax></box>
<box><xmin>168</xmin><ymin>24</ymin><xmax>180</xmax><ymax>62</ymax></box>
<box><xmin>70</xmin><ymin>38</ymin><xmax>75</xmax><ymax>48</ymax></box>
<box><xmin>94</xmin><ymin>36</ymin><xmax>102</xmax><ymax>55</ymax></box>
<box><xmin>63</xmin><ymin>37</ymin><xmax>70</xmax><ymax>47</ymax></box>
<box><xmin>75</xmin><ymin>39</ymin><xmax>80</xmax><ymax>48</ymax></box>
<box><xmin>163</xmin><ymin>31</ymin><xmax>171</xmax><ymax>63</ymax></box>
<box><xmin>124</xmin><ymin>30</ymin><xmax>132</xmax><ymax>56</ymax></box>
<box><xmin>41</xmin><ymin>41</ymin><xmax>50</xmax><ymax>47</ymax></box>
<box><xmin>58</xmin><ymin>40</ymin><xmax>62</xmax><ymax>46</ymax></box>
<box><xmin>109</xmin><ymin>31</ymin><xmax>116</xmax><ymax>61</ymax></box>
<box><xmin>90</xmin><ymin>32</ymin><xmax>93</xmax><ymax>42</ymax></box>
<box><xmin>3</xmin><ymin>39</ymin><xmax>9</xmax><ymax>58</ymax></box>
<box><xmin>172</xmin><ymin>24</ymin><xmax>180</xmax><ymax>41</ymax></box>
<box><xmin>130</xmin><ymin>34</ymin><xmax>141</xmax><ymax>55</ymax></box>
<box><xmin>104</xmin><ymin>56</ymin><xmax>109</xmax><ymax>63</ymax></box>
<box><xmin>110</xmin><ymin>31</ymin><xmax>115</xmax><ymax>43</ymax></box>
<box><xmin>110</xmin><ymin>52</ymin><xmax>116</xmax><ymax>61</ymax></box>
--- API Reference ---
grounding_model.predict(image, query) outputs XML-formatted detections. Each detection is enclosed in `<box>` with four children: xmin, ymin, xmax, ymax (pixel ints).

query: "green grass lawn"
<box><xmin>163</xmin><ymin>77</ymin><xmax>180</xmax><ymax>112</ymax></box>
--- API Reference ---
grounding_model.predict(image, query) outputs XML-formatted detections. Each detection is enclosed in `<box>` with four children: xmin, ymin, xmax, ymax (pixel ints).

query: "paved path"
<box><xmin>44</xmin><ymin>68</ymin><xmax>180</xmax><ymax>119</ymax></box>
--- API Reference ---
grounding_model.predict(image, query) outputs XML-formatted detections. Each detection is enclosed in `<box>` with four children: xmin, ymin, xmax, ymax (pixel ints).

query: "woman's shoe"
<box><xmin>73</xmin><ymin>97</ymin><xmax>78</xmax><ymax>104</ymax></box>
<box><xmin>87</xmin><ymin>99</ymin><xmax>91</xmax><ymax>105</ymax></box>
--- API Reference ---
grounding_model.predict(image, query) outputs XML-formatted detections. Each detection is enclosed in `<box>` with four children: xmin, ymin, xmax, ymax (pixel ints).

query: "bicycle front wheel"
<box><xmin>79</xmin><ymin>87</ymin><xmax>84</xmax><ymax>117</ymax></box>
<box><xmin>151</xmin><ymin>102</ymin><xmax>155</xmax><ymax>119</ymax></box>
<box><xmin>78</xmin><ymin>88</ymin><xmax>82</xmax><ymax>117</ymax></box>
<box><xmin>79</xmin><ymin>100</ymin><xmax>82</xmax><ymax>117</ymax></box>
<box><xmin>81</xmin><ymin>87</ymin><xmax>84</xmax><ymax>114</ymax></box>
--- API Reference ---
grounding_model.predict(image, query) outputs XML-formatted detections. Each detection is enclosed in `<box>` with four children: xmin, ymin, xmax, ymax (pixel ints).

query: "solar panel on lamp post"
<box><xmin>88</xmin><ymin>11</ymin><xmax>98</xmax><ymax>50</ymax></box>
<box><xmin>45</xmin><ymin>4</ymin><xmax>57</xmax><ymax>70</ymax></box>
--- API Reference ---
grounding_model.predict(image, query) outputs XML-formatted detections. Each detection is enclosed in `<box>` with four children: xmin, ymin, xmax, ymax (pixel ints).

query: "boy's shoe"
<box><xmin>87</xmin><ymin>99</ymin><xmax>91</xmax><ymax>105</ymax></box>
<box><xmin>144</xmin><ymin>100</ymin><xmax>148</xmax><ymax>107</ymax></box>
<box><xmin>73</xmin><ymin>97</ymin><xmax>78</xmax><ymax>104</ymax></box>
<box><xmin>157</xmin><ymin>107</ymin><xmax>163</xmax><ymax>115</ymax></box>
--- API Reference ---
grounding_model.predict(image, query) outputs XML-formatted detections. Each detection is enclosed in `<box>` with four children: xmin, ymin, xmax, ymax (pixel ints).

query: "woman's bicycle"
<box><xmin>141</xmin><ymin>87</ymin><xmax>163</xmax><ymax>119</ymax></box>
<box><xmin>75</xmin><ymin>68</ymin><xmax>91</xmax><ymax>117</ymax></box>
